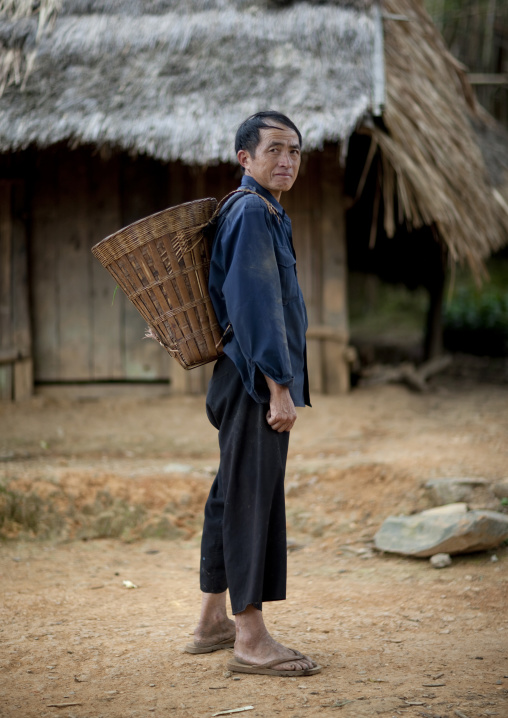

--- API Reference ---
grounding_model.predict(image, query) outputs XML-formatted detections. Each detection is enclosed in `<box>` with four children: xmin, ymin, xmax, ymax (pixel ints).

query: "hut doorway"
<box><xmin>345</xmin><ymin>132</ymin><xmax>448</xmax><ymax>367</ymax></box>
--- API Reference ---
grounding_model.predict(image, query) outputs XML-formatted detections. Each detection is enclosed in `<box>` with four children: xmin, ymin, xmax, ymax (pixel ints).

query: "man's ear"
<box><xmin>237</xmin><ymin>149</ymin><xmax>251</xmax><ymax>171</ymax></box>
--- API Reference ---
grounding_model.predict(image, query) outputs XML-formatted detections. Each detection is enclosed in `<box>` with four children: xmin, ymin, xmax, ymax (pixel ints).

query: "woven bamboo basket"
<box><xmin>91</xmin><ymin>197</ymin><xmax>224</xmax><ymax>369</ymax></box>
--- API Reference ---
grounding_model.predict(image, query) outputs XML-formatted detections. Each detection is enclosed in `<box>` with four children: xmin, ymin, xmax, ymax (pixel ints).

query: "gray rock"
<box><xmin>374</xmin><ymin>506</ymin><xmax>508</xmax><ymax>557</ymax></box>
<box><xmin>430</xmin><ymin>553</ymin><xmax>452</xmax><ymax>568</ymax></box>
<box><xmin>425</xmin><ymin>477</ymin><xmax>498</xmax><ymax>510</ymax></box>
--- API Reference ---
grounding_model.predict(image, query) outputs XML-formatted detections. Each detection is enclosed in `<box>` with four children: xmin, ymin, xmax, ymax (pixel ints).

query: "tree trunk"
<box><xmin>424</xmin><ymin>249</ymin><xmax>447</xmax><ymax>361</ymax></box>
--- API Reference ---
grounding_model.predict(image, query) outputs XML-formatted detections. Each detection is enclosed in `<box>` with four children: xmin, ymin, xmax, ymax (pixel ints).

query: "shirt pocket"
<box><xmin>274</xmin><ymin>245</ymin><xmax>298</xmax><ymax>305</ymax></box>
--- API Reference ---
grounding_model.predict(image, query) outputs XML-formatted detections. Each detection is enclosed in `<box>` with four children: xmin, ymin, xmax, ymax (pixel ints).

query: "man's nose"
<box><xmin>278</xmin><ymin>151</ymin><xmax>291</xmax><ymax>166</ymax></box>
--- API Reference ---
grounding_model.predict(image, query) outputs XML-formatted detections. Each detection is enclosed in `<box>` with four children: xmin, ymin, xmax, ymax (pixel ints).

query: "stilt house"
<box><xmin>1</xmin><ymin>0</ymin><xmax>507</xmax><ymax>400</ymax></box>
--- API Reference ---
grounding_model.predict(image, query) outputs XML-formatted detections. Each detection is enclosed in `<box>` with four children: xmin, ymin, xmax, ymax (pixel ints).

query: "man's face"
<box><xmin>237</xmin><ymin>124</ymin><xmax>301</xmax><ymax>200</ymax></box>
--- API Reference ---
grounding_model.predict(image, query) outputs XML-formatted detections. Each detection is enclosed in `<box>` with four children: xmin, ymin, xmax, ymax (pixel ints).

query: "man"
<box><xmin>185</xmin><ymin>111</ymin><xmax>320</xmax><ymax>677</ymax></box>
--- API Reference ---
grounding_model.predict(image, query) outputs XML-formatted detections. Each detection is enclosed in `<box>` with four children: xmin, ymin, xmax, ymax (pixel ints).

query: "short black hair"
<box><xmin>235</xmin><ymin>111</ymin><xmax>302</xmax><ymax>157</ymax></box>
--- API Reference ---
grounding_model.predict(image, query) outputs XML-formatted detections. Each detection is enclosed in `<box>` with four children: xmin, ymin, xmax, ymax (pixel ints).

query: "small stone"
<box><xmin>233</xmin><ymin>676</ymin><xmax>241</xmax><ymax>681</ymax></box>
<box><xmin>430</xmin><ymin>553</ymin><xmax>452</xmax><ymax>568</ymax></box>
<box><xmin>163</xmin><ymin>463</ymin><xmax>192</xmax><ymax>474</ymax></box>
<box><xmin>490</xmin><ymin>554</ymin><xmax>499</xmax><ymax>562</ymax></box>
<box><xmin>224</xmin><ymin>671</ymin><xmax>231</xmax><ymax>678</ymax></box>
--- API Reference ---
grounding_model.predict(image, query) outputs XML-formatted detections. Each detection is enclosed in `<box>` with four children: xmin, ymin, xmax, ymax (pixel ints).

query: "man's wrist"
<box><xmin>264</xmin><ymin>375</ymin><xmax>290</xmax><ymax>396</ymax></box>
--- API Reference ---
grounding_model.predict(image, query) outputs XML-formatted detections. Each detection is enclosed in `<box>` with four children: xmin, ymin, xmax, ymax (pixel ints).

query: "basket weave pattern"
<box><xmin>91</xmin><ymin>198</ymin><xmax>223</xmax><ymax>369</ymax></box>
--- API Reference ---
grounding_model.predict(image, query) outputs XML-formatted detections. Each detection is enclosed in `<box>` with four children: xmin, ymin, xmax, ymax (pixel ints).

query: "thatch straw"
<box><xmin>370</xmin><ymin>0</ymin><xmax>508</xmax><ymax>276</ymax></box>
<box><xmin>0</xmin><ymin>1</ymin><xmax>375</xmax><ymax>159</ymax></box>
<box><xmin>0</xmin><ymin>0</ymin><xmax>61</xmax><ymax>94</ymax></box>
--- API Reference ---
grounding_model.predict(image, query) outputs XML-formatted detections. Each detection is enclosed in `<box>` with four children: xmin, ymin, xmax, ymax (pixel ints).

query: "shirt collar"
<box><xmin>240</xmin><ymin>175</ymin><xmax>285</xmax><ymax>216</ymax></box>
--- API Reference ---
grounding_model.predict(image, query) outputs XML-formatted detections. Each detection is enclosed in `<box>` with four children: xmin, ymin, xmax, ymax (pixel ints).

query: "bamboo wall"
<box><xmin>0</xmin><ymin>146</ymin><xmax>350</xmax><ymax>398</ymax></box>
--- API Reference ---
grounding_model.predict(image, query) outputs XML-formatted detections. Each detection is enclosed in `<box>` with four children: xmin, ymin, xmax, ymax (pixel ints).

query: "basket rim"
<box><xmin>91</xmin><ymin>196</ymin><xmax>218</xmax><ymax>255</ymax></box>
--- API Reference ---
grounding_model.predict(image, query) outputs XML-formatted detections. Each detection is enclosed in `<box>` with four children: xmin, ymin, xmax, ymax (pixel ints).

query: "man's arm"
<box><xmin>264</xmin><ymin>375</ymin><xmax>297</xmax><ymax>433</ymax></box>
<box><xmin>220</xmin><ymin>199</ymin><xmax>295</xmax><ymax>399</ymax></box>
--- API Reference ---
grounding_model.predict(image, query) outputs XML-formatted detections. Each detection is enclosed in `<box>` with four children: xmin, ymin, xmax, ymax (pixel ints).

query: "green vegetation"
<box><xmin>443</xmin><ymin>260</ymin><xmax>508</xmax><ymax>356</ymax></box>
<box><xmin>348</xmin><ymin>272</ymin><xmax>427</xmax><ymax>343</ymax></box>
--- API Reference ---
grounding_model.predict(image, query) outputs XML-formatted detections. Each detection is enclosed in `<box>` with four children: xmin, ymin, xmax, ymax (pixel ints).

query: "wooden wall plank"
<box><xmin>56</xmin><ymin>151</ymin><xmax>93</xmax><ymax>380</ymax></box>
<box><xmin>120</xmin><ymin>155</ymin><xmax>171</xmax><ymax>381</ymax></box>
<box><xmin>31</xmin><ymin>151</ymin><xmax>61</xmax><ymax>381</ymax></box>
<box><xmin>89</xmin><ymin>154</ymin><xmax>123</xmax><ymax>379</ymax></box>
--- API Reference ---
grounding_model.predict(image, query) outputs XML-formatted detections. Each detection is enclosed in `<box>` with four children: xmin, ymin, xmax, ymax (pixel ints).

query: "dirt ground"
<box><xmin>1</xmin><ymin>374</ymin><xmax>507</xmax><ymax>718</ymax></box>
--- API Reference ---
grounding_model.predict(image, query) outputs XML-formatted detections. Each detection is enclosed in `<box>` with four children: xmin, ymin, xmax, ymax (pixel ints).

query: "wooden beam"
<box><xmin>0</xmin><ymin>348</ymin><xmax>22</xmax><ymax>365</ymax></box>
<box><xmin>468</xmin><ymin>73</ymin><xmax>508</xmax><ymax>85</ymax></box>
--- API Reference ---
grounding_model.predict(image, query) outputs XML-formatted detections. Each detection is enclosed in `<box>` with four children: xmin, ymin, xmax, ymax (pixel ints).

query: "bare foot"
<box><xmin>193</xmin><ymin>615</ymin><xmax>235</xmax><ymax>648</ymax></box>
<box><xmin>190</xmin><ymin>591</ymin><xmax>235</xmax><ymax>649</ymax></box>
<box><xmin>234</xmin><ymin>605</ymin><xmax>317</xmax><ymax>671</ymax></box>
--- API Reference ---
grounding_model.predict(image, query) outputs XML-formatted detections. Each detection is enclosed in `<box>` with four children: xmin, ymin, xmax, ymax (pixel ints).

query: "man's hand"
<box><xmin>264</xmin><ymin>376</ymin><xmax>297</xmax><ymax>433</ymax></box>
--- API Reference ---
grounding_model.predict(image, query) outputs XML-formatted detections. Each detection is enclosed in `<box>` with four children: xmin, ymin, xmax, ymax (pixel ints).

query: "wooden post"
<box><xmin>0</xmin><ymin>181</ymin><xmax>13</xmax><ymax>400</ymax></box>
<box><xmin>11</xmin><ymin>180</ymin><xmax>33</xmax><ymax>399</ymax></box>
<box><xmin>319</xmin><ymin>147</ymin><xmax>350</xmax><ymax>394</ymax></box>
<box><xmin>0</xmin><ymin>179</ymin><xmax>33</xmax><ymax>401</ymax></box>
<box><xmin>295</xmin><ymin>155</ymin><xmax>324</xmax><ymax>394</ymax></box>
<box><xmin>424</xmin><ymin>247</ymin><xmax>447</xmax><ymax>360</ymax></box>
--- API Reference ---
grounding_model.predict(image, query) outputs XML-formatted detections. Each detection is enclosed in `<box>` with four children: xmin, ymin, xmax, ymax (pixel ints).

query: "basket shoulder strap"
<box><xmin>210</xmin><ymin>188</ymin><xmax>280</xmax><ymax>226</ymax></box>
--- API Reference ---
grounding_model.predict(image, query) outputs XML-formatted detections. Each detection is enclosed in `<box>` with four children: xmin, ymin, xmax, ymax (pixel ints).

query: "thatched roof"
<box><xmin>1</xmin><ymin>0</ymin><xmax>507</xmax><ymax>273</ymax></box>
<box><xmin>373</xmin><ymin>0</ymin><xmax>508</xmax><ymax>273</ymax></box>
<box><xmin>0</xmin><ymin>0</ymin><xmax>377</xmax><ymax>162</ymax></box>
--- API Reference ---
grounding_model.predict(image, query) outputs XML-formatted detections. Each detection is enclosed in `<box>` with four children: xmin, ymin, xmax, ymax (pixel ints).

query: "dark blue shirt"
<box><xmin>209</xmin><ymin>175</ymin><xmax>310</xmax><ymax>407</ymax></box>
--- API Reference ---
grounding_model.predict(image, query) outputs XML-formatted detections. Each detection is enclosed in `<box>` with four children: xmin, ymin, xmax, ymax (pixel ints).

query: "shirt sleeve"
<box><xmin>219</xmin><ymin>198</ymin><xmax>294</xmax><ymax>389</ymax></box>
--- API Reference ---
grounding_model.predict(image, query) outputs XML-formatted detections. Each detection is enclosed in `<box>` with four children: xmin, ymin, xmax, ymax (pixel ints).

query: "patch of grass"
<box><xmin>0</xmin><ymin>483</ymin><xmax>183</xmax><ymax>542</ymax></box>
<box><xmin>0</xmin><ymin>483</ymin><xmax>65</xmax><ymax>538</ymax></box>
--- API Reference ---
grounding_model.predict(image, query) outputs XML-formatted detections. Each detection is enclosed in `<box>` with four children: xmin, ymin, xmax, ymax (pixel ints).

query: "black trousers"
<box><xmin>200</xmin><ymin>355</ymin><xmax>289</xmax><ymax>615</ymax></box>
